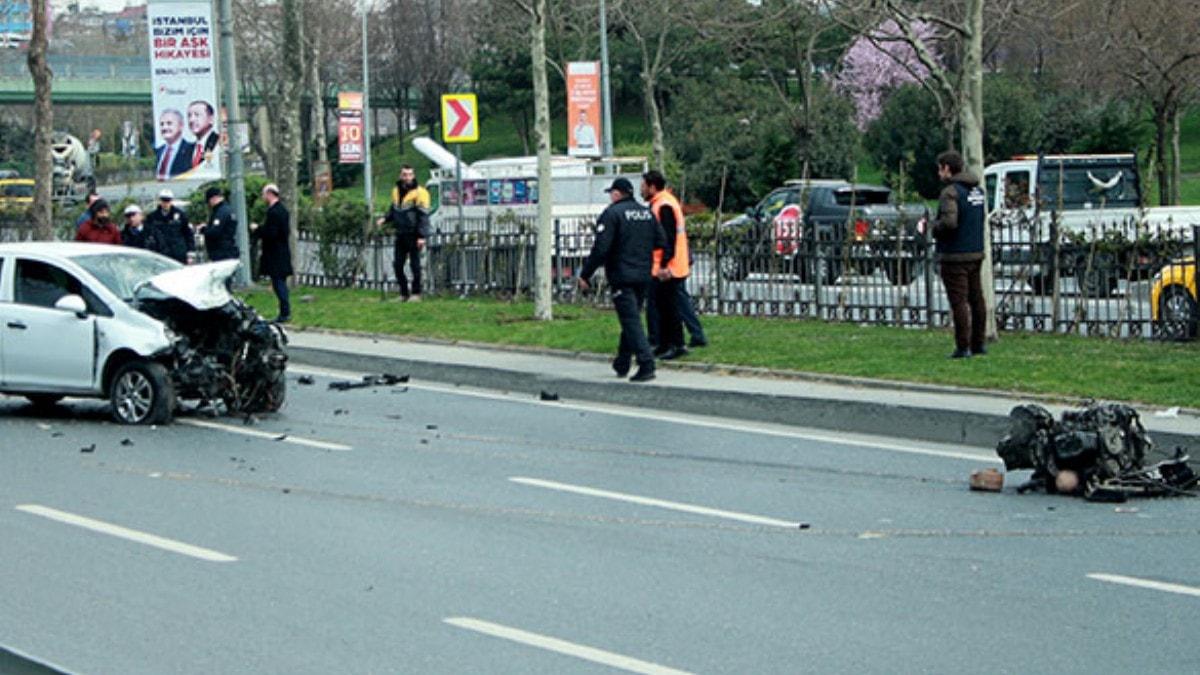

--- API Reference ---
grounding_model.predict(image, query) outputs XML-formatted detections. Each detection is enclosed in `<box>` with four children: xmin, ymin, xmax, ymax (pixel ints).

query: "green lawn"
<box><xmin>245</xmin><ymin>288</ymin><xmax>1200</xmax><ymax>408</ymax></box>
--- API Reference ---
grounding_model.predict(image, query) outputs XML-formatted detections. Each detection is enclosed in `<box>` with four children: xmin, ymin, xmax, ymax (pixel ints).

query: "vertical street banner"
<box><xmin>147</xmin><ymin>0</ymin><xmax>220</xmax><ymax>182</ymax></box>
<box><xmin>567</xmin><ymin>61</ymin><xmax>601</xmax><ymax>158</ymax></box>
<box><xmin>338</xmin><ymin>92</ymin><xmax>365</xmax><ymax>164</ymax></box>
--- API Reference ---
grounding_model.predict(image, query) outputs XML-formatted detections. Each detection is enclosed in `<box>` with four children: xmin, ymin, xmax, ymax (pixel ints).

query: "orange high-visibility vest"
<box><xmin>650</xmin><ymin>190</ymin><xmax>689</xmax><ymax>278</ymax></box>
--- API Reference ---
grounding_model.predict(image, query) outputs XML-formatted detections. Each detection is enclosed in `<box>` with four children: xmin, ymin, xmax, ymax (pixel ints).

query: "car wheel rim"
<box><xmin>115</xmin><ymin>371</ymin><xmax>153</xmax><ymax>423</ymax></box>
<box><xmin>1164</xmin><ymin>292</ymin><xmax>1193</xmax><ymax>322</ymax></box>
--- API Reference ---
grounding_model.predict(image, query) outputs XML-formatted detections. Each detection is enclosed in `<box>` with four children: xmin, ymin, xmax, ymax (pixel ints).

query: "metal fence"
<box><xmin>297</xmin><ymin>213</ymin><xmax>1200</xmax><ymax>341</ymax></box>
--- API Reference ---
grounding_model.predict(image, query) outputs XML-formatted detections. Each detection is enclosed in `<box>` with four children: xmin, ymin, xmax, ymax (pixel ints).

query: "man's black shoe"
<box><xmin>972</xmin><ymin>345</ymin><xmax>988</xmax><ymax>356</ymax></box>
<box><xmin>949</xmin><ymin>349</ymin><xmax>972</xmax><ymax>359</ymax></box>
<box><xmin>612</xmin><ymin>359</ymin><xmax>631</xmax><ymax>377</ymax></box>
<box><xmin>659</xmin><ymin>346</ymin><xmax>688</xmax><ymax>361</ymax></box>
<box><xmin>688</xmin><ymin>338</ymin><xmax>708</xmax><ymax>348</ymax></box>
<box><xmin>629</xmin><ymin>366</ymin><xmax>656</xmax><ymax>383</ymax></box>
<box><xmin>274</xmin><ymin>315</ymin><xmax>291</xmax><ymax>324</ymax></box>
<box><xmin>653</xmin><ymin>345</ymin><xmax>670</xmax><ymax>358</ymax></box>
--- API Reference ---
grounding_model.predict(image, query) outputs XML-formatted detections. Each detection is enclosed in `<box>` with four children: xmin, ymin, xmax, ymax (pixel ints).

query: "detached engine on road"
<box><xmin>135</xmin><ymin>261</ymin><xmax>288</xmax><ymax>415</ymax></box>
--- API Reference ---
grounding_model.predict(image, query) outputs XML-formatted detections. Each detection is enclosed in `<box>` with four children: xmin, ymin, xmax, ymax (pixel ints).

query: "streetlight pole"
<box><xmin>598</xmin><ymin>0</ymin><xmax>614</xmax><ymax>158</ymax></box>
<box><xmin>218</xmin><ymin>0</ymin><xmax>251</xmax><ymax>285</ymax></box>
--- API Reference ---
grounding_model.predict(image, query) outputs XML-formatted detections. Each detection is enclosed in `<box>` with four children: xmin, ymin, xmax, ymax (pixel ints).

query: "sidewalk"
<box><xmin>285</xmin><ymin>329</ymin><xmax>1200</xmax><ymax>455</ymax></box>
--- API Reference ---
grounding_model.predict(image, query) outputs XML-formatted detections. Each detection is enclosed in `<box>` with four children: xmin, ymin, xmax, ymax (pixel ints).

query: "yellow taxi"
<box><xmin>1151</xmin><ymin>257</ymin><xmax>1196</xmax><ymax>338</ymax></box>
<box><xmin>0</xmin><ymin>178</ymin><xmax>35</xmax><ymax>207</ymax></box>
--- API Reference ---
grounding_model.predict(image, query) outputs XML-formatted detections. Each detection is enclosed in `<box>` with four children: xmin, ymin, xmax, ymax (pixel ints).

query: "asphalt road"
<box><xmin>1</xmin><ymin>366</ymin><xmax>1197</xmax><ymax>674</ymax></box>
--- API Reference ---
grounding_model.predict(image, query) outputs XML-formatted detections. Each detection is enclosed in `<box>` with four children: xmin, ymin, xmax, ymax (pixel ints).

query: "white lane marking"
<box><xmin>178</xmin><ymin>418</ymin><xmax>351</xmax><ymax>451</ymax></box>
<box><xmin>1087</xmin><ymin>573</ymin><xmax>1200</xmax><ymax>598</ymax></box>
<box><xmin>15</xmin><ymin>504</ymin><xmax>237</xmax><ymax>563</ymax></box>
<box><xmin>511</xmin><ymin>476</ymin><xmax>802</xmax><ymax>528</ymax></box>
<box><xmin>444</xmin><ymin>617</ymin><xmax>693</xmax><ymax>675</ymax></box>
<box><xmin>289</xmin><ymin>365</ymin><xmax>996</xmax><ymax>463</ymax></box>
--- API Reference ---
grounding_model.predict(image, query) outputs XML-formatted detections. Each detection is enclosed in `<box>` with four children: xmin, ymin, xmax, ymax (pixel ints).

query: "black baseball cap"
<box><xmin>604</xmin><ymin>177</ymin><xmax>634</xmax><ymax>195</ymax></box>
<box><xmin>205</xmin><ymin>186</ymin><xmax>224</xmax><ymax>200</ymax></box>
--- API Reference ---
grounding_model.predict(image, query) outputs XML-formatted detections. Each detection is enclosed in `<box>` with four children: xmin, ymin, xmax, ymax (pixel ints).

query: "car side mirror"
<box><xmin>54</xmin><ymin>294</ymin><xmax>88</xmax><ymax>318</ymax></box>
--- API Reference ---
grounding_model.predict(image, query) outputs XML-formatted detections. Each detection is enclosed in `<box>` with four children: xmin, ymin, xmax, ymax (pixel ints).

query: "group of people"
<box><xmin>71</xmin><ymin>184</ymin><xmax>295</xmax><ymax>322</ymax></box>
<box><xmin>579</xmin><ymin>170</ymin><xmax>707</xmax><ymax>383</ymax></box>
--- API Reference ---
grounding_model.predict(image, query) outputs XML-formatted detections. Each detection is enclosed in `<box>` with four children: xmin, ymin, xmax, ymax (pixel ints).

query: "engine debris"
<box><xmin>996</xmin><ymin>403</ymin><xmax>1198</xmax><ymax>500</ymax></box>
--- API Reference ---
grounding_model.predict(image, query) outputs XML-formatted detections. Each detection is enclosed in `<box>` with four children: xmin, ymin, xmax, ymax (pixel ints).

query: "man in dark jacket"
<box><xmin>251</xmin><ymin>183</ymin><xmax>294</xmax><ymax>322</ymax></box>
<box><xmin>579</xmin><ymin>177</ymin><xmax>666</xmax><ymax>382</ymax></box>
<box><xmin>375</xmin><ymin>165</ymin><xmax>431</xmax><ymax>301</ymax></box>
<box><xmin>145</xmin><ymin>188</ymin><xmax>195</xmax><ymax>263</ymax></box>
<box><xmin>200</xmin><ymin>186</ymin><xmax>239</xmax><ymax>262</ymax></box>
<box><xmin>121</xmin><ymin>204</ymin><xmax>153</xmax><ymax>249</ymax></box>
<box><xmin>934</xmin><ymin>150</ymin><xmax>988</xmax><ymax>358</ymax></box>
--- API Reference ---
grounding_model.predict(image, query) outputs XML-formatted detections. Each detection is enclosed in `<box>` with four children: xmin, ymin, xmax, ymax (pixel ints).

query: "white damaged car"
<box><xmin>0</xmin><ymin>243</ymin><xmax>287</xmax><ymax>424</ymax></box>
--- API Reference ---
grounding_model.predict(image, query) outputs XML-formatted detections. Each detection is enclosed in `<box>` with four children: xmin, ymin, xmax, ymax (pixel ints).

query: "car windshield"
<box><xmin>70</xmin><ymin>252</ymin><xmax>182</xmax><ymax>301</ymax></box>
<box><xmin>833</xmin><ymin>189</ymin><xmax>891</xmax><ymax>206</ymax></box>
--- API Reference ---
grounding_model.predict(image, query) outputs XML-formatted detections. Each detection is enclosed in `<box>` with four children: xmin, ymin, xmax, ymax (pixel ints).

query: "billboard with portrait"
<box><xmin>147</xmin><ymin>0</ymin><xmax>221</xmax><ymax>181</ymax></box>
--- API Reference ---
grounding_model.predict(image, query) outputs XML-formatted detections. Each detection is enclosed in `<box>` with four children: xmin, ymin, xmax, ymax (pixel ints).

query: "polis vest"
<box><xmin>650</xmin><ymin>191</ymin><xmax>689</xmax><ymax>278</ymax></box>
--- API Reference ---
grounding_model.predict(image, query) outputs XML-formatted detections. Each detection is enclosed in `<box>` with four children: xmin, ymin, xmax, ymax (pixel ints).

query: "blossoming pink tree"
<box><xmin>834</xmin><ymin>20</ymin><xmax>940</xmax><ymax>130</ymax></box>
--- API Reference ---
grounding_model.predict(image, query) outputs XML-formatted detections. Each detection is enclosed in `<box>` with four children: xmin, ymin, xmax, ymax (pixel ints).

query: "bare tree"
<box><xmin>1057</xmin><ymin>0</ymin><xmax>1200</xmax><ymax>206</ymax></box>
<box><xmin>276</xmin><ymin>0</ymin><xmax>305</xmax><ymax>269</ymax></box>
<box><xmin>26</xmin><ymin>0</ymin><xmax>53</xmax><ymax>240</ymax></box>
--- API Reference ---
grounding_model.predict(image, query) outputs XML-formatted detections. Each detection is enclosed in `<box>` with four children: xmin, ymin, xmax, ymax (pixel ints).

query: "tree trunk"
<box><xmin>278</xmin><ymin>0</ymin><xmax>305</xmax><ymax>270</ymax></box>
<box><xmin>960</xmin><ymin>0</ymin><xmax>996</xmax><ymax>340</ymax></box>
<box><xmin>312</xmin><ymin>52</ymin><xmax>328</xmax><ymax>165</ymax></box>
<box><xmin>531</xmin><ymin>0</ymin><xmax>554</xmax><ymax>321</ymax></box>
<box><xmin>27</xmin><ymin>0</ymin><xmax>53</xmax><ymax>241</ymax></box>
<box><xmin>643</xmin><ymin>73</ymin><xmax>665</xmax><ymax>172</ymax></box>
<box><xmin>1171</xmin><ymin>108</ymin><xmax>1181</xmax><ymax>206</ymax></box>
<box><xmin>1153</xmin><ymin>105</ymin><xmax>1170</xmax><ymax>207</ymax></box>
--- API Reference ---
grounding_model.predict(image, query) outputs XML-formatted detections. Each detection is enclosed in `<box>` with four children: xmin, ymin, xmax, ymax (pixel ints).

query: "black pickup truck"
<box><xmin>719</xmin><ymin>180</ymin><xmax>929</xmax><ymax>285</ymax></box>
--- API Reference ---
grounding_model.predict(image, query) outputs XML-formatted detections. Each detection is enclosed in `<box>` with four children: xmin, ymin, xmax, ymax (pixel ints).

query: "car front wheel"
<box><xmin>109</xmin><ymin>360</ymin><xmax>175</xmax><ymax>425</ymax></box>
<box><xmin>1159</xmin><ymin>285</ymin><xmax>1198</xmax><ymax>340</ymax></box>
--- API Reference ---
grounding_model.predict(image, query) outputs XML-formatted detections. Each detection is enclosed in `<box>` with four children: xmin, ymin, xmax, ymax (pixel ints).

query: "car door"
<box><xmin>1</xmin><ymin>258</ymin><xmax>100</xmax><ymax>392</ymax></box>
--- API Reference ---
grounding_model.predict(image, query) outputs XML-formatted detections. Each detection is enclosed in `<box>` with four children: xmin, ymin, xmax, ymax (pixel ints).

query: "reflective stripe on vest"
<box><xmin>650</xmin><ymin>191</ymin><xmax>689</xmax><ymax>278</ymax></box>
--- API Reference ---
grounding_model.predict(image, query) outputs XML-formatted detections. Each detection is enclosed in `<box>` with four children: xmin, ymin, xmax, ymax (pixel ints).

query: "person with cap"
<box><xmin>578</xmin><ymin>177</ymin><xmax>666</xmax><ymax>383</ymax></box>
<box><xmin>199</xmin><ymin>186</ymin><xmax>239</xmax><ymax>262</ymax></box>
<box><xmin>250</xmin><ymin>183</ymin><xmax>294</xmax><ymax>323</ymax></box>
<box><xmin>375</xmin><ymin>164</ymin><xmax>431</xmax><ymax>301</ymax></box>
<box><xmin>120</xmin><ymin>204</ymin><xmax>153</xmax><ymax>249</ymax></box>
<box><xmin>74</xmin><ymin>199</ymin><xmax>122</xmax><ymax>244</ymax></box>
<box><xmin>145</xmin><ymin>188</ymin><xmax>195</xmax><ymax>264</ymax></box>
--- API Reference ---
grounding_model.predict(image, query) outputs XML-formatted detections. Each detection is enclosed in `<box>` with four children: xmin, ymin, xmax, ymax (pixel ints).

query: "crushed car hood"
<box><xmin>141</xmin><ymin>260</ymin><xmax>240</xmax><ymax>310</ymax></box>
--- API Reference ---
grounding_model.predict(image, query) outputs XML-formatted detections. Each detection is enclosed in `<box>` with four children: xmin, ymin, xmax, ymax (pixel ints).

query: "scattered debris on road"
<box><xmin>1154</xmin><ymin>406</ymin><xmax>1180</xmax><ymax>418</ymax></box>
<box><xmin>996</xmin><ymin>403</ymin><xmax>1198</xmax><ymax>501</ymax></box>
<box><xmin>426</xmin><ymin>424</ymin><xmax>438</xmax><ymax>430</ymax></box>
<box><xmin>120</xmin><ymin>438</ymin><xmax>134</xmax><ymax>447</ymax></box>
<box><xmin>297</xmin><ymin>375</ymin><xmax>316</xmax><ymax>386</ymax></box>
<box><xmin>274</xmin><ymin>434</ymin><xmax>288</xmax><ymax>441</ymax></box>
<box><xmin>969</xmin><ymin>468</ymin><xmax>1004</xmax><ymax>492</ymax></box>
<box><xmin>80</xmin><ymin>444</ymin><xmax>95</xmax><ymax>453</ymax></box>
<box><xmin>540</xmin><ymin>390</ymin><xmax>560</xmax><ymax>402</ymax></box>
<box><xmin>329</xmin><ymin>373</ymin><xmax>410</xmax><ymax>391</ymax></box>
<box><xmin>334</xmin><ymin>409</ymin><xmax>349</xmax><ymax>416</ymax></box>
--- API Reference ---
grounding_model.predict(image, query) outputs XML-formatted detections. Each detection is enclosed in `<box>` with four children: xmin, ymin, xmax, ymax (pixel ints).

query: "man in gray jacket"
<box><xmin>934</xmin><ymin>150</ymin><xmax>988</xmax><ymax>359</ymax></box>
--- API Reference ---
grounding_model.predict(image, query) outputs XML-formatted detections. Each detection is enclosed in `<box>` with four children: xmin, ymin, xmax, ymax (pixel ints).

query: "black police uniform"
<box><xmin>580</xmin><ymin>192</ymin><xmax>666</xmax><ymax>374</ymax></box>
<box><xmin>145</xmin><ymin>204</ymin><xmax>194</xmax><ymax>263</ymax></box>
<box><xmin>205</xmin><ymin>199</ymin><xmax>240</xmax><ymax>262</ymax></box>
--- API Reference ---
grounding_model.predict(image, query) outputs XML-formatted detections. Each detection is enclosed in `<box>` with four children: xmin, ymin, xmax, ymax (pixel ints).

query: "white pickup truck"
<box><xmin>983</xmin><ymin>154</ymin><xmax>1200</xmax><ymax>294</ymax></box>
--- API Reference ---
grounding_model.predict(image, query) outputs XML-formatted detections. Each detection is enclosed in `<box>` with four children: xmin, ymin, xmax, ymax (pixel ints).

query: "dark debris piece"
<box><xmin>120</xmin><ymin>438</ymin><xmax>134</xmax><ymax>447</ymax></box>
<box><xmin>426</xmin><ymin>424</ymin><xmax>438</xmax><ymax>430</ymax></box>
<box><xmin>297</xmin><ymin>375</ymin><xmax>316</xmax><ymax>386</ymax></box>
<box><xmin>80</xmin><ymin>444</ymin><xmax>95</xmax><ymax>453</ymax></box>
<box><xmin>274</xmin><ymin>434</ymin><xmax>288</xmax><ymax>441</ymax></box>
<box><xmin>329</xmin><ymin>373</ymin><xmax>412</xmax><ymax>391</ymax></box>
<box><xmin>334</xmin><ymin>409</ymin><xmax>349</xmax><ymax>416</ymax></box>
<box><xmin>540</xmin><ymin>391</ymin><xmax>560</xmax><ymax>402</ymax></box>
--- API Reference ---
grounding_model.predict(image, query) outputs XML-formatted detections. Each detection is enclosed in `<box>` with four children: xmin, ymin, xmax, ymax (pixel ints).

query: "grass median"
<box><xmin>243</xmin><ymin>287</ymin><xmax>1199</xmax><ymax>408</ymax></box>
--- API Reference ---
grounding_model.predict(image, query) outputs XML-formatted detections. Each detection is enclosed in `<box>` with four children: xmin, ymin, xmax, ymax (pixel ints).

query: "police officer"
<box><xmin>200</xmin><ymin>186</ymin><xmax>239</xmax><ymax>262</ymax></box>
<box><xmin>933</xmin><ymin>150</ymin><xmax>988</xmax><ymax>358</ymax></box>
<box><xmin>121</xmin><ymin>204</ymin><xmax>153</xmax><ymax>249</ymax></box>
<box><xmin>579</xmin><ymin>177</ymin><xmax>666</xmax><ymax>382</ymax></box>
<box><xmin>145</xmin><ymin>188</ymin><xmax>195</xmax><ymax>264</ymax></box>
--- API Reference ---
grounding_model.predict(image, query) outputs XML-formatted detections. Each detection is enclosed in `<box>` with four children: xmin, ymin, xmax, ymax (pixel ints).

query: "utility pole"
<box><xmin>598</xmin><ymin>0</ymin><xmax>613</xmax><ymax>158</ymax></box>
<box><xmin>361</xmin><ymin>0</ymin><xmax>374</xmax><ymax>228</ymax></box>
<box><xmin>218</xmin><ymin>0</ymin><xmax>251</xmax><ymax>286</ymax></box>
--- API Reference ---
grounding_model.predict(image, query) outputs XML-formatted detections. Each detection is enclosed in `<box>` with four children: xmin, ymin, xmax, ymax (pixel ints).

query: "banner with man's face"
<box><xmin>147</xmin><ymin>0</ymin><xmax>221</xmax><ymax>181</ymax></box>
<box><xmin>567</xmin><ymin>61</ymin><xmax>602</xmax><ymax>158</ymax></box>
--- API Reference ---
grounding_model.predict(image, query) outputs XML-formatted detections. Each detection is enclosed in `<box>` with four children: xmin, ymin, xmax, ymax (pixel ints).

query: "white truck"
<box><xmin>984</xmin><ymin>154</ymin><xmax>1200</xmax><ymax>295</ymax></box>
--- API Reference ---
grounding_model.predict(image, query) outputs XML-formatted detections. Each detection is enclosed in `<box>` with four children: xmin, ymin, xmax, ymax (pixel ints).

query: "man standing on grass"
<box><xmin>642</xmin><ymin>170</ymin><xmax>689</xmax><ymax>361</ymax></box>
<box><xmin>376</xmin><ymin>165</ymin><xmax>431</xmax><ymax>302</ymax></box>
<box><xmin>578</xmin><ymin>178</ymin><xmax>666</xmax><ymax>383</ymax></box>
<box><xmin>934</xmin><ymin>150</ymin><xmax>988</xmax><ymax>359</ymax></box>
<box><xmin>251</xmin><ymin>183</ymin><xmax>294</xmax><ymax>323</ymax></box>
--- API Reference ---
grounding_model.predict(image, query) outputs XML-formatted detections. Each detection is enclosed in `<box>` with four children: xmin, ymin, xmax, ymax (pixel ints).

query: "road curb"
<box><xmin>287</xmin><ymin>344</ymin><xmax>1199</xmax><ymax>458</ymax></box>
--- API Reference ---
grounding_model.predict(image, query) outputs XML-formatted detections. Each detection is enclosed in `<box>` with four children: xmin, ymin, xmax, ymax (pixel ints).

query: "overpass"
<box><xmin>0</xmin><ymin>53</ymin><xmax>413</xmax><ymax>108</ymax></box>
